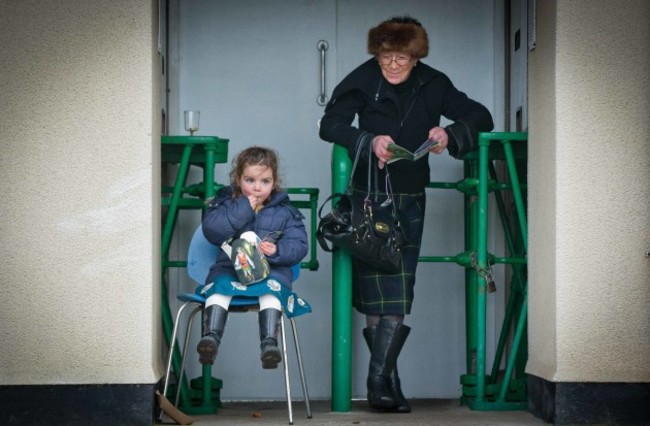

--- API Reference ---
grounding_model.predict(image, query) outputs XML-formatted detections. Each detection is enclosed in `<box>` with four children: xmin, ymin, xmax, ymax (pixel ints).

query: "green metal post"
<box><xmin>502</xmin><ymin>142</ymin><xmax>528</xmax><ymax>250</ymax></box>
<box><xmin>204</xmin><ymin>144</ymin><xmax>216</xmax><ymax>200</ymax></box>
<box><xmin>464</xmin><ymin>160</ymin><xmax>479</xmax><ymax>374</ymax></box>
<box><xmin>162</xmin><ymin>144</ymin><xmax>194</xmax><ymax>259</ymax></box>
<box><xmin>474</xmin><ymin>136</ymin><xmax>491</xmax><ymax>402</ymax></box>
<box><xmin>308</xmin><ymin>189</ymin><xmax>321</xmax><ymax>270</ymax></box>
<box><xmin>497</xmin><ymin>298</ymin><xmax>528</xmax><ymax>402</ymax></box>
<box><xmin>287</xmin><ymin>188</ymin><xmax>321</xmax><ymax>271</ymax></box>
<box><xmin>459</xmin><ymin>133</ymin><xmax>529</xmax><ymax>410</ymax></box>
<box><xmin>331</xmin><ymin>144</ymin><xmax>353</xmax><ymax>412</ymax></box>
<box><xmin>160</xmin><ymin>136</ymin><xmax>229</xmax><ymax>414</ymax></box>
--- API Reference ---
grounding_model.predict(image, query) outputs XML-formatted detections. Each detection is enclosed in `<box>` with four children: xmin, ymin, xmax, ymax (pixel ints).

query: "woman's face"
<box><xmin>377</xmin><ymin>51</ymin><xmax>417</xmax><ymax>85</ymax></box>
<box><xmin>239</xmin><ymin>164</ymin><xmax>274</xmax><ymax>205</ymax></box>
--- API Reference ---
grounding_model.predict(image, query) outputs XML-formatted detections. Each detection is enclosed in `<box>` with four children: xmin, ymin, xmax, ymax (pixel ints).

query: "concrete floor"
<box><xmin>158</xmin><ymin>398</ymin><xmax>547</xmax><ymax>426</ymax></box>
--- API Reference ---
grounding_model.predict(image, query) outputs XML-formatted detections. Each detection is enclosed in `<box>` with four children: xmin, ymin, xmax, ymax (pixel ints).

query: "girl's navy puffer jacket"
<box><xmin>202</xmin><ymin>186</ymin><xmax>308</xmax><ymax>289</ymax></box>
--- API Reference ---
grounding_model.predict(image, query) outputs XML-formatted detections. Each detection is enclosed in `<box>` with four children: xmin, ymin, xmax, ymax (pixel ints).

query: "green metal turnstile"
<box><xmin>161</xmin><ymin>135</ymin><xmax>230</xmax><ymax>414</ymax></box>
<box><xmin>330</xmin><ymin>132</ymin><xmax>528</xmax><ymax>411</ymax></box>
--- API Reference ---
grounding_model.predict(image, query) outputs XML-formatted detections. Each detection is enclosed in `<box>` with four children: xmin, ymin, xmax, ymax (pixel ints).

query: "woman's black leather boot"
<box><xmin>259</xmin><ymin>308</ymin><xmax>282</xmax><ymax>369</ymax></box>
<box><xmin>196</xmin><ymin>304</ymin><xmax>228</xmax><ymax>365</ymax></box>
<box><xmin>365</xmin><ymin>318</ymin><xmax>410</xmax><ymax>410</ymax></box>
<box><xmin>363</xmin><ymin>323</ymin><xmax>412</xmax><ymax>413</ymax></box>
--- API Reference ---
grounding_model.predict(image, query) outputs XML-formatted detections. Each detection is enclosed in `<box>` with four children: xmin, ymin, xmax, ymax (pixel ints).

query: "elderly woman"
<box><xmin>319</xmin><ymin>16</ymin><xmax>494</xmax><ymax>413</ymax></box>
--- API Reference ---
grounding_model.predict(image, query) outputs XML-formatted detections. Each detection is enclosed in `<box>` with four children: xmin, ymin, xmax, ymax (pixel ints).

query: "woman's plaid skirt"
<box><xmin>351</xmin><ymin>190</ymin><xmax>426</xmax><ymax>316</ymax></box>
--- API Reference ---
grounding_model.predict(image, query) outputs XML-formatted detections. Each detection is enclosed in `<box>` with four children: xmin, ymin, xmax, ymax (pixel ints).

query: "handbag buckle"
<box><xmin>374</xmin><ymin>221</ymin><xmax>390</xmax><ymax>234</ymax></box>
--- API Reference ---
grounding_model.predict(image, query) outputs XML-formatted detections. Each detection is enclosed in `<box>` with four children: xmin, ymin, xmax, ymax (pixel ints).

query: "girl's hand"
<box><xmin>372</xmin><ymin>135</ymin><xmax>395</xmax><ymax>169</ymax></box>
<box><xmin>428</xmin><ymin>127</ymin><xmax>449</xmax><ymax>154</ymax></box>
<box><xmin>248</xmin><ymin>194</ymin><xmax>260</xmax><ymax>211</ymax></box>
<box><xmin>258</xmin><ymin>241</ymin><xmax>277</xmax><ymax>256</ymax></box>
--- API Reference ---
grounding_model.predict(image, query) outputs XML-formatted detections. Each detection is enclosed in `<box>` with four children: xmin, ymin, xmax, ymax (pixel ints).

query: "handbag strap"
<box><xmin>344</xmin><ymin>131</ymin><xmax>399</xmax><ymax>218</ymax></box>
<box><xmin>345</xmin><ymin>132</ymin><xmax>372</xmax><ymax>194</ymax></box>
<box><xmin>363</xmin><ymin>136</ymin><xmax>399</xmax><ymax>218</ymax></box>
<box><xmin>317</xmin><ymin>192</ymin><xmax>345</xmax><ymax>220</ymax></box>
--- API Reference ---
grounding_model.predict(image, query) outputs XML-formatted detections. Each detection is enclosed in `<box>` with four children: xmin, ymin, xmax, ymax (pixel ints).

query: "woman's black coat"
<box><xmin>319</xmin><ymin>58</ymin><xmax>494</xmax><ymax>194</ymax></box>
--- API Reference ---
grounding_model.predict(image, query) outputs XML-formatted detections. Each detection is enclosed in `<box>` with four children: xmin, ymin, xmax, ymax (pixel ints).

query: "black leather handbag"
<box><xmin>316</xmin><ymin>134</ymin><xmax>404</xmax><ymax>273</ymax></box>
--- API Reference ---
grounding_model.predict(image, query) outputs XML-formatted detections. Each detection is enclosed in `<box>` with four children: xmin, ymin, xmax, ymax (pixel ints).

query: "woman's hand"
<box><xmin>258</xmin><ymin>241</ymin><xmax>277</xmax><ymax>256</ymax></box>
<box><xmin>428</xmin><ymin>127</ymin><xmax>449</xmax><ymax>155</ymax></box>
<box><xmin>372</xmin><ymin>135</ymin><xmax>395</xmax><ymax>169</ymax></box>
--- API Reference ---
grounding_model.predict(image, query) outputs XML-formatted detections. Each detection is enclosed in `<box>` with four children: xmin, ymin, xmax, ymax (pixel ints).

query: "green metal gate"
<box><xmin>330</xmin><ymin>132</ymin><xmax>528</xmax><ymax>411</ymax></box>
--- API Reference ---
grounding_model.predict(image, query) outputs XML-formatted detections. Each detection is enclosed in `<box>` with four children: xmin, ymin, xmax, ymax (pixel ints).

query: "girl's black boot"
<box><xmin>259</xmin><ymin>308</ymin><xmax>282</xmax><ymax>369</ymax></box>
<box><xmin>196</xmin><ymin>304</ymin><xmax>228</xmax><ymax>365</ymax></box>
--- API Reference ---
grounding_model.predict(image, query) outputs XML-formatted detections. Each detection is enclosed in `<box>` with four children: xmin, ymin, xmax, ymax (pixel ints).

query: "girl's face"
<box><xmin>238</xmin><ymin>164</ymin><xmax>275</xmax><ymax>204</ymax></box>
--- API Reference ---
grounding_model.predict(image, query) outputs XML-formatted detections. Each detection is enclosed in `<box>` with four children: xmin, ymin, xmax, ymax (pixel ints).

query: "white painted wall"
<box><xmin>527</xmin><ymin>0</ymin><xmax>650</xmax><ymax>382</ymax></box>
<box><xmin>168</xmin><ymin>0</ymin><xmax>505</xmax><ymax>400</ymax></box>
<box><xmin>0</xmin><ymin>1</ymin><xmax>162</xmax><ymax>385</ymax></box>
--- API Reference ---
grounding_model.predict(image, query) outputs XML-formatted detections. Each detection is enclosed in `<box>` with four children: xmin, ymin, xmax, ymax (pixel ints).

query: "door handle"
<box><xmin>317</xmin><ymin>40</ymin><xmax>329</xmax><ymax>106</ymax></box>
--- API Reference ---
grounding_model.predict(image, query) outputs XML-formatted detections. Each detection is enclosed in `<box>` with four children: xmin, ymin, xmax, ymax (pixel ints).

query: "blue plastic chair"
<box><xmin>162</xmin><ymin>226</ymin><xmax>312</xmax><ymax>424</ymax></box>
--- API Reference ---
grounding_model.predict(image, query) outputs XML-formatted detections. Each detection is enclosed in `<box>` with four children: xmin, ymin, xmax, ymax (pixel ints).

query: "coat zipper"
<box><xmin>374</xmin><ymin>77</ymin><xmax>419</xmax><ymax>128</ymax></box>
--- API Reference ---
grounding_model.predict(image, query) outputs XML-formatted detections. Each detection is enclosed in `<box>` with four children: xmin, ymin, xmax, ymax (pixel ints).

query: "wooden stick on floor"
<box><xmin>156</xmin><ymin>390</ymin><xmax>196</xmax><ymax>425</ymax></box>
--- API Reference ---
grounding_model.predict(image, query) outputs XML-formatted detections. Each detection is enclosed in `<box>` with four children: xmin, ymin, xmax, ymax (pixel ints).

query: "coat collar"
<box><xmin>330</xmin><ymin>58</ymin><xmax>438</xmax><ymax>103</ymax></box>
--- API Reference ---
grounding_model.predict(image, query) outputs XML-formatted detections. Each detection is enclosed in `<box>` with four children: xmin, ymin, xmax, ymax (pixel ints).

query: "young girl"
<box><xmin>198</xmin><ymin>146</ymin><xmax>310</xmax><ymax>369</ymax></box>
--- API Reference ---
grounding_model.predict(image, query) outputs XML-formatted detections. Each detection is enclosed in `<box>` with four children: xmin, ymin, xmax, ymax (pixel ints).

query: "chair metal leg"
<box><xmin>164</xmin><ymin>300</ymin><xmax>312</xmax><ymax>425</ymax></box>
<box><xmin>289</xmin><ymin>317</ymin><xmax>312</xmax><ymax>418</ymax></box>
<box><xmin>163</xmin><ymin>302</ymin><xmax>192</xmax><ymax>398</ymax></box>
<box><xmin>175</xmin><ymin>304</ymin><xmax>203</xmax><ymax>406</ymax></box>
<box><xmin>279</xmin><ymin>315</ymin><xmax>294</xmax><ymax>424</ymax></box>
<box><xmin>159</xmin><ymin>301</ymin><xmax>195</xmax><ymax>422</ymax></box>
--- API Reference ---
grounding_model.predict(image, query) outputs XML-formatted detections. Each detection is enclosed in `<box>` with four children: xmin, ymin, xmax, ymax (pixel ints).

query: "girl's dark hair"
<box><xmin>230</xmin><ymin>146</ymin><xmax>281</xmax><ymax>198</ymax></box>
